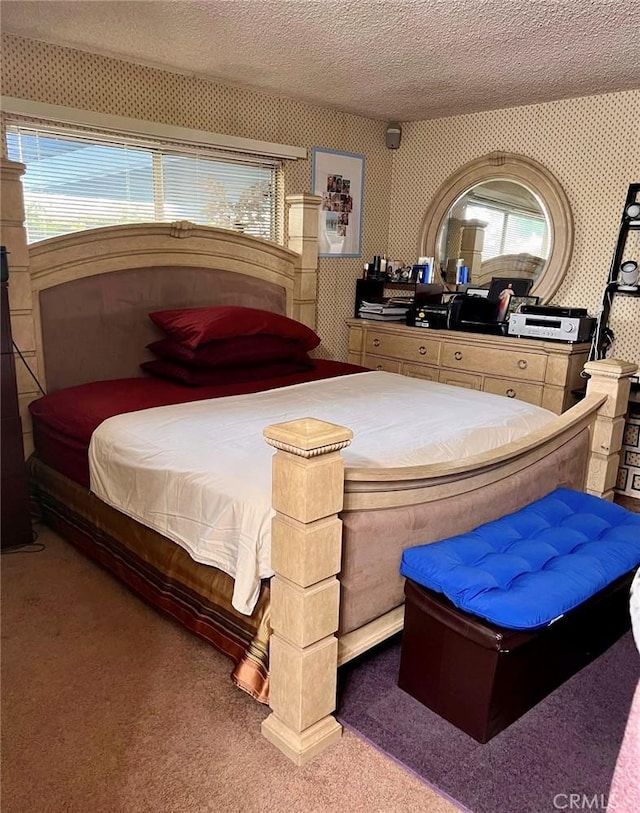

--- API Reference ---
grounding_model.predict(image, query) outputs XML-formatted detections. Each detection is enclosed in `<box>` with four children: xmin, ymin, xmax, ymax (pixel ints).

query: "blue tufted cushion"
<box><xmin>400</xmin><ymin>488</ymin><xmax>640</xmax><ymax>630</ymax></box>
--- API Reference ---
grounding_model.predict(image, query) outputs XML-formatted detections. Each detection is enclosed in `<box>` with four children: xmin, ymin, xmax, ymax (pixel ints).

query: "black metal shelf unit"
<box><xmin>591</xmin><ymin>183</ymin><xmax>640</xmax><ymax>362</ymax></box>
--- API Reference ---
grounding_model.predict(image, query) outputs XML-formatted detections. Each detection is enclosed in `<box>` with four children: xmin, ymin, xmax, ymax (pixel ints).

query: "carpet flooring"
<box><xmin>337</xmin><ymin>632</ymin><xmax>639</xmax><ymax>813</ymax></box>
<box><xmin>1</xmin><ymin>527</ymin><xmax>458</xmax><ymax>813</ymax></box>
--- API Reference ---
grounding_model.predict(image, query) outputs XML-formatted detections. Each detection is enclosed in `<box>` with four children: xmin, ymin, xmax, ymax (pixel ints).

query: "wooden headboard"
<box><xmin>28</xmin><ymin>222</ymin><xmax>309</xmax><ymax>392</ymax></box>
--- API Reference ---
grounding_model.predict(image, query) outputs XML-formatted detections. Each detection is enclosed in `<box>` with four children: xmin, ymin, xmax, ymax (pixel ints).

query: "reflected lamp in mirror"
<box><xmin>618</xmin><ymin>260</ymin><xmax>639</xmax><ymax>290</ymax></box>
<box><xmin>419</xmin><ymin>153</ymin><xmax>574</xmax><ymax>304</ymax></box>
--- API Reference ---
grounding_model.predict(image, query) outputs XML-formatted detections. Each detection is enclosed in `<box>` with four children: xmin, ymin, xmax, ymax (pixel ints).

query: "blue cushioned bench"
<box><xmin>398</xmin><ymin>488</ymin><xmax>640</xmax><ymax>742</ymax></box>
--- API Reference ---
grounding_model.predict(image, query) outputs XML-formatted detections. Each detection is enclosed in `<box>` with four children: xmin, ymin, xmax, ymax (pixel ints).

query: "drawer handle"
<box><xmin>506</xmin><ymin>388</ymin><xmax>516</xmax><ymax>398</ymax></box>
<box><xmin>419</xmin><ymin>346</ymin><xmax>427</xmax><ymax>355</ymax></box>
<box><xmin>454</xmin><ymin>351</ymin><xmax>463</xmax><ymax>361</ymax></box>
<box><xmin>373</xmin><ymin>338</ymin><xmax>381</xmax><ymax>348</ymax></box>
<box><xmin>518</xmin><ymin>359</ymin><xmax>528</xmax><ymax>370</ymax></box>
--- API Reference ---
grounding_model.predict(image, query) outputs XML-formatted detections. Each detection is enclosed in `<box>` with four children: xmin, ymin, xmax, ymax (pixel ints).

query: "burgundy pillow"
<box><xmin>147</xmin><ymin>335</ymin><xmax>312</xmax><ymax>370</ymax></box>
<box><xmin>149</xmin><ymin>306</ymin><xmax>321</xmax><ymax>351</ymax></box>
<box><xmin>140</xmin><ymin>359</ymin><xmax>313</xmax><ymax>387</ymax></box>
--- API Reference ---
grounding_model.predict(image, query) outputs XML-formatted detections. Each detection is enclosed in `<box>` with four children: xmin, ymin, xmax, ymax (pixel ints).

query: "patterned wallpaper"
<box><xmin>2</xmin><ymin>34</ymin><xmax>639</xmax><ymax>367</ymax></box>
<box><xmin>388</xmin><ymin>90</ymin><xmax>640</xmax><ymax>367</ymax></box>
<box><xmin>0</xmin><ymin>34</ymin><xmax>393</xmax><ymax>361</ymax></box>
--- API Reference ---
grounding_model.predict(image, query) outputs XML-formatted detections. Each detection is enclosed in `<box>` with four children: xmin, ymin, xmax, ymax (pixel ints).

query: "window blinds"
<box><xmin>6</xmin><ymin>124</ymin><xmax>279</xmax><ymax>243</ymax></box>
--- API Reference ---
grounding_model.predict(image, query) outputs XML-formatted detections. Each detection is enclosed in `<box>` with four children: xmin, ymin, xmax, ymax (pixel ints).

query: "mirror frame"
<box><xmin>418</xmin><ymin>151</ymin><xmax>574</xmax><ymax>303</ymax></box>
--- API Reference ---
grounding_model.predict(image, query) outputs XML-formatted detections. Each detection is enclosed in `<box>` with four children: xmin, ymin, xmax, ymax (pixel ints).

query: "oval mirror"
<box><xmin>419</xmin><ymin>152</ymin><xmax>574</xmax><ymax>303</ymax></box>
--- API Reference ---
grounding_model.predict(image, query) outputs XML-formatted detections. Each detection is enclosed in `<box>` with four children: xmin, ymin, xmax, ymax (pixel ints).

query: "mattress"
<box><xmin>88</xmin><ymin>371</ymin><xmax>557</xmax><ymax>615</ymax></box>
<box><xmin>29</xmin><ymin>359</ymin><xmax>365</xmax><ymax>487</ymax></box>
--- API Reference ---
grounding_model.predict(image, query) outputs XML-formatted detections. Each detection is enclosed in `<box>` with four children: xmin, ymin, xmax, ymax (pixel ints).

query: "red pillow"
<box><xmin>140</xmin><ymin>359</ymin><xmax>313</xmax><ymax>387</ymax></box>
<box><xmin>149</xmin><ymin>306</ymin><xmax>321</xmax><ymax>351</ymax></box>
<box><xmin>147</xmin><ymin>335</ymin><xmax>312</xmax><ymax>369</ymax></box>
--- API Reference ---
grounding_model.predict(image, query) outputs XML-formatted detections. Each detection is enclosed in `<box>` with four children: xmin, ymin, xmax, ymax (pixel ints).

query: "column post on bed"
<box><xmin>582</xmin><ymin>358</ymin><xmax>637</xmax><ymax>500</ymax></box>
<box><xmin>286</xmin><ymin>193</ymin><xmax>321</xmax><ymax>330</ymax></box>
<box><xmin>262</xmin><ymin>417</ymin><xmax>353</xmax><ymax>765</ymax></box>
<box><xmin>0</xmin><ymin>158</ymin><xmax>37</xmax><ymax>457</ymax></box>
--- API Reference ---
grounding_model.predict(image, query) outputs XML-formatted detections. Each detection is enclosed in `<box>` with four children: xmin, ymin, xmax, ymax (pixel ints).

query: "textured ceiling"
<box><xmin>2</xmin><ymin>0</ymin><xmax>639</xmax><ymax>121</ymax></box>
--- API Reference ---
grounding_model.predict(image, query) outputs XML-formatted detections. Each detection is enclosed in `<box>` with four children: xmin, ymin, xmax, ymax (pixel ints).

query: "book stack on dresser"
<box><xmin>357</xmin><ymin>299</ymin><xmax>410</xmax><ymax>322</ymax></box>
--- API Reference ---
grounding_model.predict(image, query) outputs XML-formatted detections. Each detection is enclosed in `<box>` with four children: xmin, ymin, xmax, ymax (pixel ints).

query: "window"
<box><xmin>6</xmin><ymin>124</ymin><xmax>279</xmax><ymax>243</ymax></box>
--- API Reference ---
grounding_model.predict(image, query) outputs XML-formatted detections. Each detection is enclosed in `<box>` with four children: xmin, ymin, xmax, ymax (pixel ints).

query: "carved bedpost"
<box><xmin>583</xmin><ymin>358</ymin><xmax>638</xmax><ymax>499</ymax></box>
<box><xmin>286</xmin><ymin>193</ymin><xmax>321</xmax><ymax>330</ymax></box>
<box><xmin>0</xmin><ymin>158</ymin><xmax>36</xmax><ymax>456</ymax></box>
<box><xmin>262</xmin><ymin>417</ymin><xmax>353</xmax><ymax>765</ymax></box>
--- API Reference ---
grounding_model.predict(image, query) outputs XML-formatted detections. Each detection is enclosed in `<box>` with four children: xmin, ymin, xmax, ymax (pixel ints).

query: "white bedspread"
<box><xmin>89</xmin><ymin>371</ymin><xmax>555</xmax><ymax>614</ymax></box>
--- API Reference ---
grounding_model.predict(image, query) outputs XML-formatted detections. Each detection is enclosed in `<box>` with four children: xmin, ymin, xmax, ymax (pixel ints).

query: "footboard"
<box><xmin>261</xmin><ymin>358</ymin><xmax>637</xmax><ymax>764</ymax></box>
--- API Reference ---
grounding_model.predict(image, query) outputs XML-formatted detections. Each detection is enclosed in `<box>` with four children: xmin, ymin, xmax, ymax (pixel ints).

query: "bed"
<box><xmin>5</xmin><ymin>164</ymin><xmax>636</xmax><ymax>765</ymax></box>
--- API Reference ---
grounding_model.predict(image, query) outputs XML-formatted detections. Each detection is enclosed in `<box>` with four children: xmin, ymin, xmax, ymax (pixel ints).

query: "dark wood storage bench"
<box><xmin>398</xmin><ymin>571</ymin><xmax>636</xmax><ymax>743</ymax></box>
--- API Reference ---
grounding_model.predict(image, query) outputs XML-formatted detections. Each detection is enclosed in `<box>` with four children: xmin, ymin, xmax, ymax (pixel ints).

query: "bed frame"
<box><xmin>2</xmin><ymin>158</ymin><xmax>636</xmax><ymax>765</ymax></box>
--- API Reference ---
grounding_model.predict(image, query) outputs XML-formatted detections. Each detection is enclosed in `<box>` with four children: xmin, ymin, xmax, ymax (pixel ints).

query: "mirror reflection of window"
<box><xmin>464</xmin><ymin>203</ymin><xmax>548</xmax><ymax>260</ymax></box>
<box><xmin>438</xmin><ymin>180</ymin><xmax>551</xmax><ymax>287</ymax></box>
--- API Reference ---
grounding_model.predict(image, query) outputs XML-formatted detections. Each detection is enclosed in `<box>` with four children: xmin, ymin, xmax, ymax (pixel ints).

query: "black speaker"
<box><xmin>0</xmin><ymin>246</ymin><xmax>8</xmax><ymax>283</ymax></box>
<box><xmin>386</xmin><ymin>122</ymin><xmax>402</xmax><ymax>150</ymax></box>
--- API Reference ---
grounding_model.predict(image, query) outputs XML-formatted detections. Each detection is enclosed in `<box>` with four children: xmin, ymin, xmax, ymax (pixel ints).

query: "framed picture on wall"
<box><xmin>311</xmin><ymin>148</ymin><xmax>364</xmax><ymax>257</ymax></box>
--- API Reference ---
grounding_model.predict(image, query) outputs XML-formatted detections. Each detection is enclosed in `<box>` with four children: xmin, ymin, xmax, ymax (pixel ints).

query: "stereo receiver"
<box><xmin>508</xmin><ymin>310</ymin><xmax>595</xmax><ymax>342</ymax></box>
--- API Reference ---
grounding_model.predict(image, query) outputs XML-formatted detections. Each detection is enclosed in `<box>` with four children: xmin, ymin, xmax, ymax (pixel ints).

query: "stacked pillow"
<box><xmin>142</xmin><ymin>305</ymin><xmax>320</xmax><ymax>387</ymax></box>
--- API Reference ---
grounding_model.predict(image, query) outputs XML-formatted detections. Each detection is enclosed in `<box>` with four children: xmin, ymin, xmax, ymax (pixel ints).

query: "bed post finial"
<box><xmin>286</xmin><ymin>194</ymin><xmax>321</xmax><ymax>330</ymax></box>
<box><xmin>582</xmin><ymin>358</ymin><xmax>638</xmax><ymax>499</ymax></box>
<box><xmin>262</xmin><ymin>416</ymin><xmax>352</xmax><ymax>765</ymax></box>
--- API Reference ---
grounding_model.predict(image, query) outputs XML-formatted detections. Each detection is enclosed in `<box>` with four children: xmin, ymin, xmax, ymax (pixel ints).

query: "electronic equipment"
<box><xmin>508</xmin><ymin>310</ymin><xmax>595</xmax><ymax>342</ymax></box>
<box><xmin>413</xmin><ymin>295</ymin><xmax>595</xmax><ymax>341</ymax></box>
<box><xmin>618</xmin><ymin>259</ymin><xmax>639</xmax><ymax>290</ymax></box>
<box><xmin>451</xmin><ymin>295</ymin><xmax>506</xmax><ymax>335</ymax></box>
<box><xmin>385</xmin><ymin>122</ymin><xmax>402</xmax><ymax>150</ymax></box>
<box><xmin>414</xmin><ymin>294</ymin><xmax>505</xmax><ymax>334</ymax></box>
<box><xmin>520</xmin><ymin>304</ymin><xmax>588</xmax><ymax>318</ymax></box>
<box><xmin>465</xmin><ymin>287</ymin><xmax>489</xmax><ymax>298</ymax></box>
<box><xmin>414</xmin><ymin>303</ymin><xmax>450</xmax><ymax>329</ymax></box>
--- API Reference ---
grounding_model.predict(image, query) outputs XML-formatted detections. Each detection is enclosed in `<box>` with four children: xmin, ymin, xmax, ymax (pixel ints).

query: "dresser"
<box><xmin>1</xmin><ymin>250</ymin><xmax>33</xmax><ymax>549</ymax></box>
<box><xmin>347</xmin><ymin>319</ymin><xmax>591</xmax><ymax>414</ymax></box>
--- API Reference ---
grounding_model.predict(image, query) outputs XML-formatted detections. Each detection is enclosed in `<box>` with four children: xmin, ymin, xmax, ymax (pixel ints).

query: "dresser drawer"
<box><xmin>441</xmin><ymin>343</ymin><xmax>547</xmax><ymax>382</ymax></box>
<box><xmin>365</xmin><ymin>332</ymin><xmax>440</xmax><ymax>365</ymax></box>
<box><xmin>364</xmin><ymin>354</ymin><xmax>402</xmax><ymax>373</ymax></box>
<box><xmin>402</xmin><ymin>363</ymin><xmax>439</xmax><ymax>382</ymax></box>
<box><xmin>438</xmin><ymin>369</ymin><xmax>482</xmax><ymax>390</ymax></box>
<box><xmin>483</xmin><ymin>377</ymin><xmax>544</xmax><ymax>406</ymax></box>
